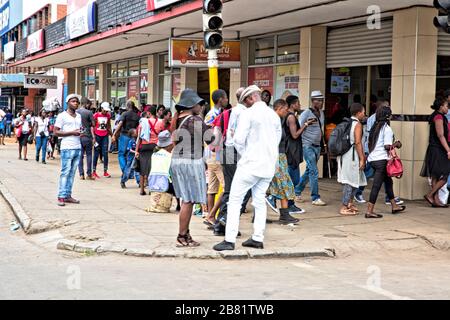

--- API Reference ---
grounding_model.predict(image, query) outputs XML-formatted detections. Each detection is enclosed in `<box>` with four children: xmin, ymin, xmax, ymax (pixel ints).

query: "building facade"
<box><xmin>0</xmin><ymin>0</ymin><xmax>67</xmax><ymax>114</ymax></box>
<box><xmin>6</xmin><ymin>0</ymin><xmax>447</xmax><ymax>200</ymax></box>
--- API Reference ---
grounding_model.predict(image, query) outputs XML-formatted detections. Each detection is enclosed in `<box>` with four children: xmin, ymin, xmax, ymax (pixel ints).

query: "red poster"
<box><xmin>27</xmin><ymin>30</ymin><xmax>45</xmax><ymax>55</ymax></box>
<box><xmin>248</xmin><ymin>67</ymin><xmax>274</xmax><ymax>94</ymax></box>
<box><xmin>128</xmin><ymin>77</ymin><xmax>139</xmax><ymax>99</ymax></box>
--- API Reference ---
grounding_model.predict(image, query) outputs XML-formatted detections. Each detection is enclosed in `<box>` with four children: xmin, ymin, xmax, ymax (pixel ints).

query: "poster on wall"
<box><xmin>248</xmin><ymin>67</ymin><xmax>274</xmax><ymax>94</ymax></box>
<box><xmin>275</xmin><ymin>64</ymin><xmax>299</xmax><ymax>100</ymax></box>
<box><xmin>127</xmin><ymin>77</ymin><xmax>139</xmax><ymax>99</ymax></box>
<box><xmin>140</xmin><ymin>72</ymin><xmax>148</xmax><ymax>93</ymax></box>
<box><xmin>330</xmin><ymin>68</ymin><xmax>351</xmax><ymax>94</ymax></box>
<box><xmin>170</xmin><ymin>38</ymin><xmax>241</xmax><ymax>68</ymax></box>
<box><xmin>27</xmin><ymin>29</ymin><xmax>45</xmax><ymax>55</ymax></box>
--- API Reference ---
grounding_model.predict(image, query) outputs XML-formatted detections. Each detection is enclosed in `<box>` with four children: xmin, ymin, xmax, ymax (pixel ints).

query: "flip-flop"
<box><xmin>365</xmin><ymin>213</ymin><xmax>383</xmax><ymax>219</ymax></box>
<box><xmin>203</xmin><ymin>220</ymin><xmax>214</xmax><ymax>227</ymax></box>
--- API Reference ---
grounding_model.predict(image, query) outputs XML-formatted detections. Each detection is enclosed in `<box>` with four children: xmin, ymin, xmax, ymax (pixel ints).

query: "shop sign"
<box><xmin>170</xmin><ymin>38</ymin><xmax>241</xmax><ymax>68</ymax></box>
<box><xmin>147</xmin><ymin>0</ymin><xmax>182</xmax><ymax>11</ymax></box>
<box><xmin>330</xmin><ymin>68</ymin><xmax>351</xmax><ymax>94</ymax></box>
<box><xmin>0</xmin><ymin>0</ymin><xmax>9</xmax><ymax>36</ymax></box>
<box><xmin>24</xmin><ymin>75</ymin><xmax>57</xmax><ymax>89</ymax></box>
<box><xmin>248</xmin><ymin>67</ymin><xmax>274</xmax><ymax>94</ymax></box>
<box><xmin>66</xmin><ymin>1</ymin><xmax>97</xmax><ymax>40</ymax></box>
<box><xmin>275</xmin><ymin>64</ymin><xmax>299</xmax><ymax>100</ymax></box>
<box><xmin>3</xmin><ymin>41</ymin><xmax>14</xmax><ymax>60</ymax></box>
<box><xmin>67</xmin><ymin>0</ymin><xmax>91</xmax><ymax>15</ymax></box>
<box><xmin>27</xmin><ymin>29</ymin><xmax>45</xmax><ymax>55</ymax></box>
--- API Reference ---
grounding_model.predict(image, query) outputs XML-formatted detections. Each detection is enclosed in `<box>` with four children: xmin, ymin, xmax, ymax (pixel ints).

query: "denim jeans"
<box><xmin>297</xmin><ymin>146</ymin><xmax>321</xmax><ymax>201</ymax></box>
<box><xmin>6</xmin><ymin>121</ymin><xmax>12</xmax><ymax>137</ymax></box>
<box><xmin>78</xmin><ymin>136</ymin><xmax>93</xmax><ymax>176</ymax></box>
<box><xmin>35</xmin><ymin>136</ymin><xmax>48</xmax><ymax>161</ymax></box>
<box><xmin>287</xmin><ymin>165</ymin><xmax>301</xmax><ymax>206</ymax></box>
<box><xmin>58</xmin><ymin>149</ymin><xmax>81</xmax><ymax>199</ymax></box>
<box><xmin>93</xmin><ymin>135</ymin><xmax>109</xmax><ymax>172</ymax></box>
<box><xmin>118</xmin><ymin>134</ymin><xmax>131</xmax><ymax>174</ymax></box>
<box><xmin>121</xmin><ymin>155</ymin><xmax>140</xmax><ymax>184</ymax></box>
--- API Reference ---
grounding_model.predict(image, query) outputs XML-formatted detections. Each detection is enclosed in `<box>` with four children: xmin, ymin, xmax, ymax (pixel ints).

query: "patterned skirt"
<box><xmin>268</xmin><ymin>153</ymin><xmax>295</xmax><ymax>200</ymax></box>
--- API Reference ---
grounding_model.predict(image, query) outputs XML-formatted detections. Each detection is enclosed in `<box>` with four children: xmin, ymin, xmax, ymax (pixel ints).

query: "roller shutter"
<box><xmin>327</xmin><ymin>20</ymin><xmax>393</xmax><ymax>68</ymax></box>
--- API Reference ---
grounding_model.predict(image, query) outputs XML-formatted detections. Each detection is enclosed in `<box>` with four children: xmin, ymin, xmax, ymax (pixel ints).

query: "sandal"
<box><xmin>186</xmin><ymin>231</ymin><xmax>200</xmax><ymax>247</ymax></box>
<box><xmin>203</xmin><ymin>220</ymin><xmax>214</xmax><ymax>227</ymax></box>
<box><xmin>348</xmin><ymin>205</ymin><xmax>360</xmax><ymax>213</ymax></box>
<box><xmin>424</xmin><ymin>195</ymin><xmax>435</xmax><ymax>207</ymax></box>
<box><xmin>339</xmin><ymin>208</ymin><xmax>358</xmax><ymax>216</ymax></box>
<box><xmin>176</xmin><ymin>234</ymin><xmax>190</xmax><ymax>247</ymax></box>
<box><xmin>365</xmin><ymin>213</ymin><xmax>383</xmax><ymax>219</ymax></box>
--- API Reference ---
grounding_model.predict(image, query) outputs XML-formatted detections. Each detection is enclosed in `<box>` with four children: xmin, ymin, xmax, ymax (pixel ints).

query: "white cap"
<box><xmin>239</xmin><ymin>85</ymin><xmax>262</xmax><ymax>103</ymax></box>
<box><xmin>101</xmin><ymin>102</ymin><xmax>111</xmax><ymax>112</ymax></box>
<box><xmin>311</xmin><ymin>90</ymin><xmax>324</xmax><ymax>100</ymax></box>
<box><xmin>65</xmin><ymin>94</ymin><xmax>81</xmax><ymax>104</ymax></box>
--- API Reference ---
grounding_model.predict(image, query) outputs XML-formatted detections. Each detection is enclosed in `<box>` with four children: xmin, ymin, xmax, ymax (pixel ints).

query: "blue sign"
<box><xmin>66</xmin><ymin>1</ymin><xmax>97</xmax><ymax>40</ymax></box>
<box><xmin>0</xmin><ymin>73</ymin><xmax>25</xmax><ymax>83</ymax></box>
<box><xmin>0</xmin><ymin>0</ymin><xmax>10</xmax><ymax>36</ymax></box>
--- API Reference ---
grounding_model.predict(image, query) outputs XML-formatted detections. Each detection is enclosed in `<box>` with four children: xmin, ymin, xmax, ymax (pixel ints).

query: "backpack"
<box><xmin>328</xmin><ymin>118</ymin><xmax>357</xmax><ymax>157</ymax></box>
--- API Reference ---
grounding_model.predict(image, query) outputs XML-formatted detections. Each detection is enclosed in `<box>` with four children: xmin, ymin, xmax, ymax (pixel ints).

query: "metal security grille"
<box><xmin>326</xmin><ymin>20</ymin><xmax>393</xmax><ymax>68</ymax></box>
<box><xmin>438</xmin><ymin>30</ymin><xmax>450</xmax><ymax>56</ymax></box>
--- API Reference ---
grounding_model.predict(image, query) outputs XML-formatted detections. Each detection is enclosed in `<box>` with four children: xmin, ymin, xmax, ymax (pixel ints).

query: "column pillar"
<box><xmin>98</xmin><ymin>63</ymin><xmax>107</xmax><ymax>102</ymax></box>
<box><xmin>299</xmin><ymin>26</ymin><xmax>327</xmax><ymax>108</ymax></box>
<box><xmin>299</xmin><ymin>26</ymin><xmax>327</xmax><ymax>178</ymax></box>
<box><xmin>180</xmin><ymin>67</ymin><xmax>198</xmax><ymax>91</ymax></box>
<box><xmin>147</xmin><ymin>54</ymin><xmax>158</xmax><ymax>105</ymax></box>
<box><xmin>391</xmin><ymin>7</ymin><xmax>438</xmax><ymax>200</ymax></box>
<box><xmin>229</xmin><ymin>68</ymin><xmax>242</xmax><ymax>106</ymax></box>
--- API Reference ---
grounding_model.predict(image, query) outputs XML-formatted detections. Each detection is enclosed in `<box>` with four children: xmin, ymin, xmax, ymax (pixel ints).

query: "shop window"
<box><xmin>277</xmin><ymin>32</ymin><xmax>300</xmax><ymax>64</ymax></box>
<box><xmin>129</xmin><ymin>59</ymin><xmax>140</xmax><ymax>77</ymax></box>
<box><xmin>117</xmin><ymin>61</ymin><xmax>127</xmax><ymax>78</ymax></box>
<box><xmin>436</xmin><ymin>56</ymin><xmax>450</xmax><ymax>95</ymax></box>
<box><xmin>81</xmin><ymin>66</ymin><xmax>99</xmax><ymax>102</ymax></box>
<box><xmin>158</xmin><ymin>54</ymin><xmax>180</xmax><ymax>111</ymax></box>
<box><xmin>250</xmin><ymin>36</ymin><xmax>275</xmax><ymax>65</ymax></box>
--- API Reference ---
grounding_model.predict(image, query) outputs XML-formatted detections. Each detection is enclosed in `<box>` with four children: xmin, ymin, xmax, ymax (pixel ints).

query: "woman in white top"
<box><xmin>14</xmin><ymin>110</ymin><xmax>32</xmax><ymax>161</ymax></box>
<box><xmin>367</xmin><ymin>106</ymin><xmax>406</xmax><ymax>218</ymax></box>
<box><xmin>337</xmin><ymin>103</ymin><xmax>367</xmax><ymax>216</ymax></box>
<box><xmin>34</xmin><ymin>109</ymin><xmax>50</xmax><ymax>164</ymax></box>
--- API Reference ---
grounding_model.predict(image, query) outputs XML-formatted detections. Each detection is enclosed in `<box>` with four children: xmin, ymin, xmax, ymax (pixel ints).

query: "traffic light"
<box><xmin>203</xmin><ymin>0</ymin><xmax>224</xmax><ymax>49</ymax></box>
<box><xmin>434</xmin><ymin>0</ymin><xmax>450</xmax><ymax>33</ymax></box>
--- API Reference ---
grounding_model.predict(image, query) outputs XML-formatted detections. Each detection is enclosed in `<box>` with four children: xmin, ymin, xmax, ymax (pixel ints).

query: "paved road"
<box><xmin>1</xmin><ymin>196</ymin><xmax>450</xmax><ymax>300</ymax></box>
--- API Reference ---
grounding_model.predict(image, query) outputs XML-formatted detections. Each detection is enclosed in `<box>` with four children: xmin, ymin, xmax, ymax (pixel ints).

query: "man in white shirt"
<box><xmin>213</xmin><ymin>85</ymin><xmax>282</xmax><ymax>251</ymax></box>
<box><xmin>54</xmin><ymin>94</ymin><xmax>83</xmax><ymax>207</ymax></box>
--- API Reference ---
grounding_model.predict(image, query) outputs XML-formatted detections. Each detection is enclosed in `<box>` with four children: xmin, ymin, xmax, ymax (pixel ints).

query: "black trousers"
<box><xmin>369</xmin><ymin>160</ymin><xmax>395</xmax><ymax>204</ymax></box>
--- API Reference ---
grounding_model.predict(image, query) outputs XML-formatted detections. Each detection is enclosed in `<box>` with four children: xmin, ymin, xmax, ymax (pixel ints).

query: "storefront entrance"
<box><xmin>197</xmin><ymin>69</ymin><xmax>230</xmax><ymax>108</ymax></box>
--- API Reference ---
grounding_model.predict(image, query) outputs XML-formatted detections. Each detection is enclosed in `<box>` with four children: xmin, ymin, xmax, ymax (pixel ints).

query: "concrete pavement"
<box><xmin>1</xmin><ymin>139</ymin><xmax>449</xmax><ymax>259</ymax></box>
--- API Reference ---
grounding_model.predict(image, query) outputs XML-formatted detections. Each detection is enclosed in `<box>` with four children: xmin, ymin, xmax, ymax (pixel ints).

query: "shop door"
<box><xmin>197</xmin><ymin>69</ymin><xmax>231</xmax><ymax>109</ymax></box>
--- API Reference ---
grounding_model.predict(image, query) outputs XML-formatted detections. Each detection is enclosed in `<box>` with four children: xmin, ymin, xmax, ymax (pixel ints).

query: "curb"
<box><xmin>56</xmin><ymin>239</ymin><xmax>336</xmax><ymax>260</ymax></box>
<box><xmin>0</xmin><ymin>181</ymin><xmax>32</xmax><ymax>233</ymax></box>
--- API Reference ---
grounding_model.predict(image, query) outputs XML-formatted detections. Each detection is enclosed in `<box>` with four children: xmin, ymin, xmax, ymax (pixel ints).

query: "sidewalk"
<box><xmin>1</xmin><ymin>139</ymin><xmax>449</xmax><ymax>259</ymax></box>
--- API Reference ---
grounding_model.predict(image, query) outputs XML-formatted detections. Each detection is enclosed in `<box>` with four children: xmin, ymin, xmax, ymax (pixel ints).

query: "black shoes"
<box><xmin>120</xmin><ymin>182</ymin><xmax>126</xmax><ymax>189</ymax></box>
<box><xmin>279</xmin><ymin>208</ymin><xmax>300</xmax><ymax>224</ymax></box>
<box><xmin>392</xmin><ymin>205</ymin><xmax>406</xmax><ymax>214</ymax></box>
<box><xmin>213</xmin><ymin>241</ymin><xmax>235</xmax><ymax>251</ymax></box>
<box><xmin>242</xmin><ymin>238</ymin><xmax>264</xmax><ymax>249</ymax></box>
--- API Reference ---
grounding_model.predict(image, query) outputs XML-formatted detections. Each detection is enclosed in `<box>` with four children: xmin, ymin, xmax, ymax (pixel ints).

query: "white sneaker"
<box><xmin>354</xmin><ymin>194</ymin><xmax>367</xmax><ymax>204</ymax></box>
<box><xmin>312</xmin><ymin>199</ymin><xmax>327</xmax><ymax>206</ymax></box>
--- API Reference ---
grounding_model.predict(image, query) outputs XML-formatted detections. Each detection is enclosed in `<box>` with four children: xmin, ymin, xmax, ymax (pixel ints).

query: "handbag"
<box><xmin>27</xmin><ymin>134</ymin><xmax>34</xmax><ymax>144</ymax></box>
<box><xmin>387</xmin><ymin>147</ymin><xmax>403</xmax><ymax>178</ymax></box>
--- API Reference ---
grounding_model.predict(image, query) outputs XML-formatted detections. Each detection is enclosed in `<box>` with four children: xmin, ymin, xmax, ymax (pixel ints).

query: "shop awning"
<box><xmin>12</xmin><ymin>0</ymin><xmax>430</xmax><ymax>69</ymax></box>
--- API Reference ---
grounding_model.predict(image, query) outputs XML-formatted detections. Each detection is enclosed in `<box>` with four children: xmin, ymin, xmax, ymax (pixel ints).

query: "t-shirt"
<box><xmin>94</xmin><ymin>112</ymin><xmax>111</xmax><ymax>137</ymax></box>
<box><xmin>55</xmin><ymin>111</ymin><xmax>82</xmax><ymax>150</ymax></box>
<box><xmin>120</xmin><ymin>110</ymin><xmax>140</xmax><ymax>135</ymax></box>
<box><xmin>368</xmin><ymin>124</ymin><xmax>393</xmax><ymax>162</ymax></box>
<box><xmin>298</xmin><ymin>108</ymin><xmax>325</xmax><ymax>147</ymax></box>
<box><xmin>35</xmin><ymin>117</ymin><xmax>49</xmax><ymax>137</ymax></box>
<box><xmin>434</xmin><ymin>114</ymin><xmax>450</xmax><ymax>142</ymax></box>
<box><xmin>16</xmin><ymin>117</ymin><xmax>32</xmax><ymax>134</ymax></box>
<box><xmin>148</xmin><ymin>118</ymin><xmax>161</xmax><ymax>145</ymax></box>
<box><xmin>76</xmin><ymin>108</ymin><xmax>95</xmax><ymax>138</ymax></box>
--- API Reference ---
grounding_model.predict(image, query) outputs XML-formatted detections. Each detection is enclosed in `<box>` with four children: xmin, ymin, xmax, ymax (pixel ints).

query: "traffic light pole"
<box><xmin>208</xmin><ymin>49</ymin><xmax>219</xmax><ymax>106</ymax></box>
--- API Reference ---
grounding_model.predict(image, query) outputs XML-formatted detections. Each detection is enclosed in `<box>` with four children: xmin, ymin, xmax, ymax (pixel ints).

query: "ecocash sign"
<box><xmin>24</xmin><ymin>75</ymin><xmax>58</xmax><ymax>89</ymax></box>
